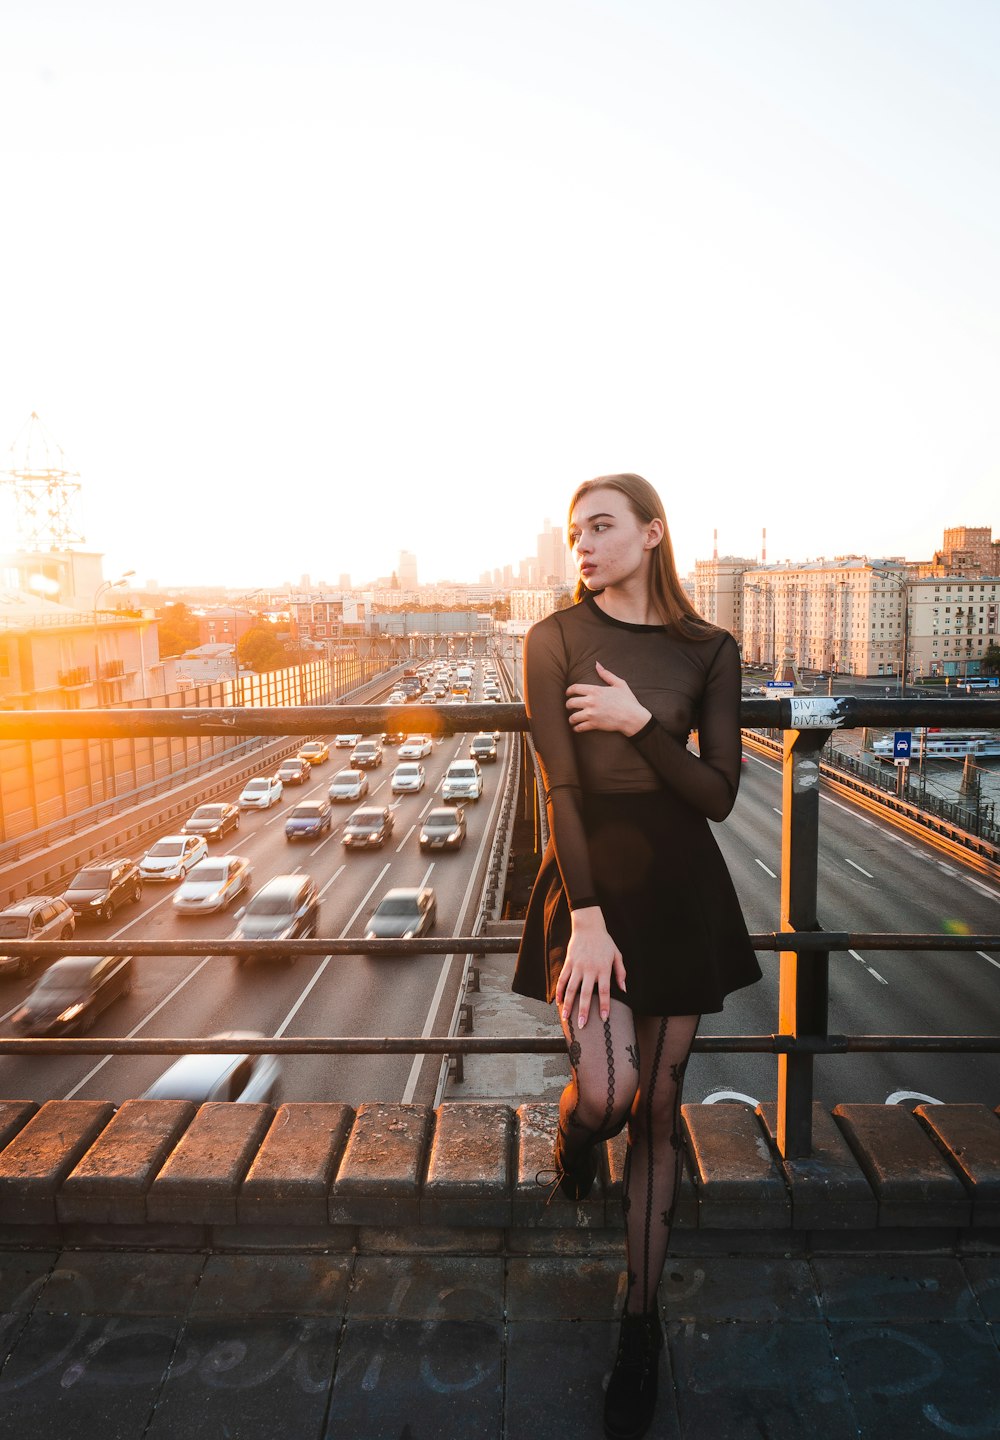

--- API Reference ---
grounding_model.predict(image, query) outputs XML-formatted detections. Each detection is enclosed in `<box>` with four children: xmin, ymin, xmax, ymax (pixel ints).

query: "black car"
<box><xmin>342</xmin><ymin>806</ymin><xmax>394</xmax><ymax>850</ymax></box>
<box><xmin>382</xmin><ymin>732</ymin><xmax>406</xmax><ymax>747</ymax></box>
<box><xmin>12</xmin><ymin>953</ymin><xmax>134</xmax><ymax>1034</ymax></box>
<box><xmin>351</xmin><ymin>740</ymin><xmax>383</xmax><ymax>770</ymax></box>
<box><xmin>181</xmin><ymin>802</ymin><xmax>241</xmax><ymax>840</ymax></box>
<box><xmin>276</xmin><ymin>758</ymin><xmax>311</xmax><ymax>786</ymax></box>
<box><xmin>419</xmin><ymin>806</ymin><xmax>467</xmax><ymax>852</ymax></box>
<box><xmin>63</xmin><ymin>859</ymin><xmax>143</xmax><ymax>923</ymax></box>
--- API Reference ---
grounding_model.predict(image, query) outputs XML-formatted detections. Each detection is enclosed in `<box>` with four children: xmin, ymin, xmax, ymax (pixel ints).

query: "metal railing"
<box><xmin>0</xmin><ymin>693</ymin><xmax>998</xmax><ymax>1161</ymax></box>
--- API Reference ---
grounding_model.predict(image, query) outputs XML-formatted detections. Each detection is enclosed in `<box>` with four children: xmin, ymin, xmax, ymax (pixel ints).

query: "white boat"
<box><xmin>871</xmin><ymin>729</ymin><xmax>1000</xmax><ymax>760</ymax></box>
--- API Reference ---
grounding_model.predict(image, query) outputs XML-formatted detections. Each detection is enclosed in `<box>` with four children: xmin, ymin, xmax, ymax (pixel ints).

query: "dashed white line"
<box><xmin>978</xmin><ymin>951</ymin><xmax>1000</xmax><ymax>972</ymax></box>
<box><xmin>937</xmin><ymin>862</ymin><xmax>957</xmax><ymax>875</ymax></box>
<box><xmin>395</xmin><ymin>825</ymin><xmax>415</xmax><ymax>854</ymax></box>
<box><xmin>844</xmin><ymin>858</ymin><xmax>874</xmax><ymax>879</ymax></box>
<box><xmin>772</xmin><ymin>807</ymin><xmax>782</xmax><ymax>817</ymax></box>
<box><xmin>318</xmin><ymin>864</ymin><xmax>345</xmax><ymax>899</ymax></box>
<box><xmin>849</xmin><ymin>948</ymin><xmax>889</xmax><ymax>986</ymax></box>
<box><xmin>867</xmin><ymin>968</ymin><xmax>888</xmax><ymax>985</ymax></box>
<box><xmin>754</xmin><ymin>859</ymin><xmax>777</xmax><ymax>879</ymax></box>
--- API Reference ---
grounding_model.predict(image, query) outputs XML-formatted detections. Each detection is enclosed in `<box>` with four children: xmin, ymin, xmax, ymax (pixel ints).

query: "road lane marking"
<box><xmin>754</xmin><ymin>859</ymin><xmax>777</xmax><ymax>878</ymax></box>
<box><xmin>963</xmin><ymin>878</ymin><xmax>1000</xmax><ymax>902</ymax></box>
<box><xmin>310</xmin><ymin>830</ymin><xmax>338</xmax><ymax>856</ymax></box>
<box><xmin>867</xmin><ymin>968</ymin><xmax>888</xmax><ymax>985</ymax></box>
<box><xmin>341</xmin><ymin>864</ymin><xmax>391</xmax><ymax>934</ymax></box>
<box><xmin>844</xmin><ymin>858</ymin><xmax>874</xmax><ymax>879</ymax></box>
<box><xmin>978</xmin><ymin>951</ymin><xmax>1000</xmax><ymax>971</ymax></box>
<box><xmin>849</xmin><ymin>948</ymin><xmax>889</xmax><ymax>985</ymax></box>
<box><xmin>772</xmin><ymin>808</ymin><xmax>782</xmax><ymax>817</ymax></box>
<box><xmin>395</xmin><ymin>825</ymin><xmax>415</xmax><ymax>854</ymax></box>
<box><xmin>420</xmin><ymin>862</ymin><xmax>435</xmax><ymax>887</ymax></box>
<box><xmin>319</xmin><ymin>864</ymin><xmax>345</xmax><ymax>898</ymax></box>
<box><xmin>937</xmin><ymin>862</ymin><xmax>957</xmax><ymax>875</ymax></box>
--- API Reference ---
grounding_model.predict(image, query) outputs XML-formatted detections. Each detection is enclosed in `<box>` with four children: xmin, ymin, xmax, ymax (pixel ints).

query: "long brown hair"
<box><xmin>568</xmin><ymin>473</ymin><xmax>713</xmax><ymax>639</ymax></box>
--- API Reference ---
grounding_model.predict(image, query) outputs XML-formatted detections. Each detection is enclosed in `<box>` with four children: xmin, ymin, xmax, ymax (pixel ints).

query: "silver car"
<box><xmin>141</xmin><ymin>1031</ymin><xmax>281</xmax><ymax>1104</ymax></box>
<box><xmin>391</xmin><ymin>762</ymin><xmax>426</xmax><ymax>794</ymax></box>
<box><xmin>172</xmin><ymin>855</ymin><xmax>252</xmax><ymax>915</ymax></box>
<box><xmin>328</xmin><ymin>768</ymin><xmax>370</xmax><ymax>803</ymax></box>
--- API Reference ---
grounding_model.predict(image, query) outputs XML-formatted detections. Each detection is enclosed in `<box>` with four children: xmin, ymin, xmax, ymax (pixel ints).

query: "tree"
<box><xmin>981</xmin><ymin>641</ymin><xmax>1000</xmax><ymax>677</ymax></box>
<box><xmin>155</xmin><ymin>602</ymin><xmax>200</xmax><ymax>657</ymax></box>
<box><xmin>238</xmin><ymin>621</ymin><xmax>292</xmax><ymax>672</ymax></box>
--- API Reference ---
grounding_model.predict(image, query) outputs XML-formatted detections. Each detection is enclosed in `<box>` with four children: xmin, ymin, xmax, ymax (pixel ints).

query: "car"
<box><xmin>351</xmin><ymin>739</ymin><xmax>383</xmax><ymax>770</ymax></box>
<box><xmin>238</xmin><ymin>775</ymin><xmax>284</xmax><ymax>809</ymax></box>
<box><xmin>386</xmin><ymin>691</ymin><xmax>407</xmax><ymax>705</ymax></box>
<box><xmin>139</xmin><ymin>834</ymin><xmax>209</xmax><ymax>881</ymax></box>
<box><xmin>418</xmin><ymin>694</ymin><xmax>438</xmax><ymax>705</ymax></box>
<box><xmin>141</xmin><ymin>1032</ymin><xmax>281</xmax><ymax>1104</ymax></box>
<box><xmin>182</xmin><ymin>802</ymin><xmax>241</xmax><ymax>839</ymax></box>
<box><xmin>470</xmin><ymin>733</ymin><xmax>498</xmax><ymax>763</ymax></box>
<box><xmin>398</xmin><ymin>735</ymin><xmax>433</xmax><ymax>759</ymax></box>
<box><xmin>231</xmin><ymin>874</ymin><xmax>320</xmax><ymax>966</ymax></box>
<box><xmin>442</xmin><ymin>759</ymin><xmax>483</xmax><ymax>803</ymax></box>
<box><xmin>63</xmin><ymin>859</ymin><xmax>143</xmax><ymax>922</ymax></box>
<box><xmin>365</xmin><ymin>886</ymin><xmax>437</xmax><ymax>941</ymax></box>
<box><xmin>11</xmin><ymin>952</ymin><xmax>134</xmax><ymax>1034</ymax></box>
<box><xmin>0</xmin><ymin>896</ymin><xmax>76</xmax><ymax>977</ymax></box>
<box><xmin>335</xmin><ymin>733</ymin><xmax>362</xmax><ymax>748</ymax></box>
<box><xmin>297</xmin><ymin>740</ymin><xmax>330</xmax><ymax>766</ymax></box>
<box><xmin>383</xmin><ymin>732</ymin><xmax>407</xmax><ymax>747</ymax></box>
<box><xmin>276</xmin><ymin>758</ymin><xmax>311</xmax><ymax>786</ymax></box>
<box><xmin>172</xmin><ymin>855</ymin><xmax>252</xmax><ymax>914</ymax></box>
<box><xmin>284</xmin><ymin>799</ymin><xmax>334</xmax><ymax>840</ymax></box>
<box><xmin>419</xmin><ymin>806</ymin><xmax>467</xmax><ymax>852</ymax></box>
<box><xmin>328</xmin><ymin>768</ymin><xmax>370</xmax><ymax>803</ymax></box>
<box><xmin>342</xmin><ymin>806</ymin><xmax>394</xmax><ymax>849</ymax></box>
<box><xmin>391</xmin><ymin>762</ymin><xmax>426</xmax><ymax>794</ymax></box>
<box><xmin>483</xmin><ymin>684</ymin><xmax>502</xmax><ymax>699</ymax></box>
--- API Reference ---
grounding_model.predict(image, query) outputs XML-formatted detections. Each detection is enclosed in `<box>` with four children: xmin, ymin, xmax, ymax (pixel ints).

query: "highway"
<box><xmin>0</xmin><ymin>658</ymin><xmax>512</xmax><ymax>1109</ymax></box>
<box><xmin>0</xmin><ymin>658</ymin><xmax>997</xmax><ymax>1114</ymax></box>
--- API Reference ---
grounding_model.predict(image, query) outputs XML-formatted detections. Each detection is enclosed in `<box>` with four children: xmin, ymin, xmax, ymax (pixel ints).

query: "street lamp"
<box><xmin>93</xmin><ymin>571</ymin><xmax>136</xmax><ymax>693</ymax></box>
<box><xmin>871</xmin><ymin>568</ymin><xmax>909</xmax><ymax>698</ymax></box>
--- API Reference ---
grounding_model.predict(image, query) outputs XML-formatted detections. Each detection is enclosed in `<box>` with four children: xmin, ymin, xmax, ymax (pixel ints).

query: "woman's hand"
<box><xmin>566</xmin><ymin>661</ymin><xmax>651</xmax><ymax>735</ymax></box>
<box><xmin>555</xmin><ymin>907</ymin><xmax>627</xmax><ymax>1027</ymax></box>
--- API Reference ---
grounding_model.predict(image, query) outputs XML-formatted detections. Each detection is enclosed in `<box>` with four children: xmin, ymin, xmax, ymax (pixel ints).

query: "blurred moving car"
<box><xmin>231</xmin><ymin>874</ymin><xmax>320</xmax><ymax>966</ymax></box>
<box><xmin>284</xmin><ymin>799</ymin><xmax>333</xmax><ymax>840</ymax></box>
<box><xmin>470</xmin><ymin>733</ymin><xmax>498</xmax><ymax>764</ymax></box>
<box><xmin>418</xmin><ymin>807</ymin><xmax>467</xmax><ymax>852</ymax></box>
<box><xmin>391</xmin><ymin>762</ymin><xmax>425</xmax><ymax>794</ymax></box>
<box><xmin>335</xmin><ymin>734</ymin><xmax>362</xmax><ymax>748</ymax></box>
<box><xmin>238</xmin><ymin>775</ymin><xmax>284</xmax><ymax>809</ymax></box>
<box><xmin>139</xmin><ymin>834</ymin><xmax>209</xmax><ymax>882</ymax></box>
<box><xmin>398</xmin><ymin>735</ymin><xmax>433</xmax><ymax>759</ymax></box>
<box><xmin>172</xmin><ymin>855</ymin><xmax>252</xmax><ymax>915</ymax></box>
<box><xmin>351</xmin><ymin>739</ymin><xmax>383</xmax><ymax>770</ymax></box>
<box><xmin>383</xmin><ymin>731</ymin><xmax>407</xmax><ymax>747</ymax></box>
<box><xmin>442</xmin><ymin>759</ymin><xmax>483</xmax><ymax>803</ymax></box>
<box><xmin>328</xmin><ymin>769</ymin><xmax>369</xmax><ymax>803</ymax></box>
<box><xmin>364</xmin><ymin>886</ymin><xmax>437</xmax><ymax>940</ymax></box>
<box><xmin>11</xmin><ymin>953</ymin><xmax>133</xmax><ymax>1033</ymax></box>
<box><xmin>297</xmin><ymin>740</ymin><xmax>330</xmax><ymax>766</ymax></box>
<box><xmin>63</xmin><ymin>859</ymin><xmax>143</xmax><ymax>922</ymax></box>
<box><xmin>142</xmin><ymin>1032</ymin><xmax>281</xmax><ymax>1104</ymax></box>
<box><xmin>182</xmin><ymin>802</ymin><xmax>241</xmax><ymax>839</ymax></box>
<box><xmin>276</xmin><ymin>758</ymin><xmax>311</xmax><ymax>786</ymax></box>
<box><xmin>0</xmin><ymin>896</ymin><xmax>76</xmax><ymax>977</ymax></box>
<box><xmin>342</xmin><ymin>806</ymin><xmax>394</xmax><ymax>849</ymax></box>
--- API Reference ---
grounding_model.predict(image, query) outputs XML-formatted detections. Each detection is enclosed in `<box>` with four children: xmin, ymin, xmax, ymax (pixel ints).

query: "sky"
<box><xmin>1</xmin><ymin>1</ymin><xmax>998</xmax><ymax>590</ymax></box>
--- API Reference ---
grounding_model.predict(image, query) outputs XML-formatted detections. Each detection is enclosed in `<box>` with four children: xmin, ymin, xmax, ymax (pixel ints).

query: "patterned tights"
<box><xmin>558</xmin><ymin>999</ymin><xmax>700</xmax><ymax>1316</ymax></box>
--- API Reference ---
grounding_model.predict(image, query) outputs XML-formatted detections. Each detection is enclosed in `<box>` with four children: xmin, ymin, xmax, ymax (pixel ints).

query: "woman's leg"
<box><xmin>556</xmin><ymin>996</ymin><xmax>639</xmax><ymax>1165</ymax></box>
<box><xmin>622</xmin><ymin>1013</ymin><xmax>700</xmax><ymax>1315</ymax></box>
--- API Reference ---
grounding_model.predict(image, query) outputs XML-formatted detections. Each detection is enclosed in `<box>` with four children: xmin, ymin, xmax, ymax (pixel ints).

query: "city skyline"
<box><xmin>3</xmin><ymin>3</ymin><xmax>999</xmax><ymax>587</ymax></box>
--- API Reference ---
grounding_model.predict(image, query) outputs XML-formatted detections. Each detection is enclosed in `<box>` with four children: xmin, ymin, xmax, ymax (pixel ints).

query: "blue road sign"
<box><xmin>766</xmin><ymin>681</ymin><xmax>794</xmax><ymax>692</ymax></box>
<box><xmin>893</xmin><ymin>731</ymin><xmax>912</xmax><ymax>762</ymax></box>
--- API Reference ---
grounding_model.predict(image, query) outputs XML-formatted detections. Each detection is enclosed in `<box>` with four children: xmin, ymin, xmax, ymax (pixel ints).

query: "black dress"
<box><xmin>512</xmin><ymin>593</ymin><xmax>761</xmax><ymax>1016</ymax></box>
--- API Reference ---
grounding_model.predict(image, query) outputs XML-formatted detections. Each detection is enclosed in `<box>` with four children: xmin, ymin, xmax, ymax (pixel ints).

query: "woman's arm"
<box><xmin>524</xmin><ymin>621</ymin><xmax>626</xmax><ymax>1024</ymax></box>
<box><xmin>565</xmin><ymin>632</ymin><xmax>743</xmax><ymax>822</ymax></box>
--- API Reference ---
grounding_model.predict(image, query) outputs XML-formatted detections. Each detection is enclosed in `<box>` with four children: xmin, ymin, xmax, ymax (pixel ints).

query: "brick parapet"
<box><xmin>0</xmin><ymin>1097</ymin><xmax>996</xmax><ymax>1253</ymax></box>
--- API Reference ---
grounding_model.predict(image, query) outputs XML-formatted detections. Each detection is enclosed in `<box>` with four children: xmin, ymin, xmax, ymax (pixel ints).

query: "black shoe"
<box><xmin>604</xmin><ymin>1309</ymin><xmax>663</xmax><ymax>1440</ymax></box>
<box><xmin>535</xmin><ymin>1130</ymin><xmax>599</xmax><ymax>1204</ymax></box>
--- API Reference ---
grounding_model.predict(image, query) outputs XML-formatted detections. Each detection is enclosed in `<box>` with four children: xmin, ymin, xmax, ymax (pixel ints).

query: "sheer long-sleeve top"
<box><xmin>524</xmin><ymin>592</ymin><xmax>744</xmax><ymax>911</ymax></box>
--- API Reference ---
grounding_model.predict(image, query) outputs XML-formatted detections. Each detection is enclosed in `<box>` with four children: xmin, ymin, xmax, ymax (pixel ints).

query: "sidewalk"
<box><xmin>1</xmin><ymin>1245</ymin><xmax>998</xmax><ymax>1438</ymax></box>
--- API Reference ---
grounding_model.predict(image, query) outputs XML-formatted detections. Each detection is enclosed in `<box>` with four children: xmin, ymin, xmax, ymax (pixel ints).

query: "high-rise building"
<box><xmin>536</xmin><ymin>519</ymin><xmax>571</xmax><ymax>585</ymax></box>
<box><xmin>942</xmin><ymin>527</ymin><xmax>993</xmax><ymax>573</ymax></box>
<box><xmin>398</xmin><ymin>550</ymin><xmax>418</xmax><ymax>589</ymax></box>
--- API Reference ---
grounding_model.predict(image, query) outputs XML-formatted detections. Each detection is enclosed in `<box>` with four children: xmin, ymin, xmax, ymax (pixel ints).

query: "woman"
<box><xmin>513</xmin><ymin>474</ymin><xmax>761</xmax><ymax>1440</ymax></box>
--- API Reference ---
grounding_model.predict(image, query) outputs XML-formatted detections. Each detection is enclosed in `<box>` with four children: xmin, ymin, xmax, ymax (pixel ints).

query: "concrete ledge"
<box><xmin>832</xmin><ymin>1103</ymin><xmax>971</xmax><ymax>1226</ymax></box>
<box><xmin>0</xmin><ymin>1100</ymin><xmax>995</xmax><ymax>1253</ymax></box>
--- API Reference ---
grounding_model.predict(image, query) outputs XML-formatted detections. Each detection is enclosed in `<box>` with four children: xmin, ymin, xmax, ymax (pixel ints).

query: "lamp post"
<box><xmin>871</xmin><ymin>568</ymin><xmax>909</xmax><ymax>698</ymax></box>
<box><xmin>93</xmin><ymin>571</ymin><xmax>136</xmax><ymax>696</ymax></box>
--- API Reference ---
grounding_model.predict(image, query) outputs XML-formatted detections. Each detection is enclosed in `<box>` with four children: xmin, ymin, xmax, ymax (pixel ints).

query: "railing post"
<box><xmin>776</xmin><ymin>726</ymin><xmax>831</xmax><ymax>1159</ymax></box>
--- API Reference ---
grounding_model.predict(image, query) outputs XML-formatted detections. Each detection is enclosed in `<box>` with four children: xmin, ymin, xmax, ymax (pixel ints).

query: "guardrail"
<box><xmin>0</xmin><ymin>693</ymin><xmax>997</xmax><ymax>1161</ymax></box>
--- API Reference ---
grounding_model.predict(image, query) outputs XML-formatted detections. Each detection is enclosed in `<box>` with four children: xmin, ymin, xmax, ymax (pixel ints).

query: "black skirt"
<box><xmin>512</xmin><ymin>790</ymin><xmax>762</xmax><ymax>1016</ymax></box>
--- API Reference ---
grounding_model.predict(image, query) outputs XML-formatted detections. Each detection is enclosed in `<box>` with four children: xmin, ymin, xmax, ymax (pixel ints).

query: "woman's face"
<box><xmin>568</xmin><ymin>487</ymin><xmax>662</xmax><ymax>591</ymax></box>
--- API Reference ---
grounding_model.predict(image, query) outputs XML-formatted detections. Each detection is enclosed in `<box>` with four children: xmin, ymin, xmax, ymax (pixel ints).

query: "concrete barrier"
<box><xmin>0</xmin><ymin>1098</ymin><xmax>996</xmax><ymax>1255</ymax></box>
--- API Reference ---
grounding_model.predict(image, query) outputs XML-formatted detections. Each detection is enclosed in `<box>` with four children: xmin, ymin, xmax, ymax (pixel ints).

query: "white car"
<box><xmin>328</xmin><ymin>768</ymin><xmax>370</xmax><ymax>802</ymax></box>
<box><xmin>398</xmin><ymin>735</ymin><xmax>433</xmax><ymax>759</ymax></box>
<box><xmin>139</xmin><ymin>834</ymin><xmax>209</xmax><ymax>882</ymax></box>
<box><xmin>386</xmin><ymin>691</ymin><xmax>407</xmax><ymax>705</ymax></box>
<box><xmin>391</xmin><ymin>762</ymin><xmax>426</xmax><ymax>794</ymax></box>
<box><xmin>442</xmin><ymin>759</ymin><xmax>483</xmax><ymax>803</ymax></box>
<box><xmin>172</xmin><ymin>855</ymin><xmax>252</xmax><ymax>914</ymax></box>
<box><xmin>335</xmin><ymin>734</ymin><xmax>363</xmax><ymax>748</ymax></box>
<box><xmin>239</xmin><ymin>775</ymin><xmax>284</xmax><ymax>809</ymax></box>
<box><xmin>142</xmin><ymin>1032</ymin><xmax>281</xmax><ymax>1104</ymax></box>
